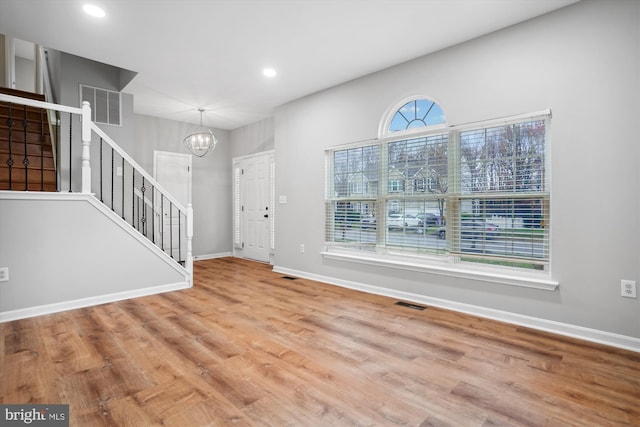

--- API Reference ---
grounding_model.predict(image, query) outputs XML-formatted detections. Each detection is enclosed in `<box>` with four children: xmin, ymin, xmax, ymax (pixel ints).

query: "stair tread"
<box><xmin>0</xmin><ymin>147</ymin><xmax>55</xmax><ymax>159</ymax></box>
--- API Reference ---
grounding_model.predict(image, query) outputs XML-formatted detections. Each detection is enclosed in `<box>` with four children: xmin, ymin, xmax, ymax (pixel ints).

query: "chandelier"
<box><xmin>183</xmin><ymin>108</ymin><xmax>217</xmax><ymax>157</ymax></box>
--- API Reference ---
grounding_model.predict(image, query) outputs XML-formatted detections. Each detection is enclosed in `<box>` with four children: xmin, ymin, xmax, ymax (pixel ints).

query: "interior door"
<box><xmin>154</xmin><ymin>151</ymin><xmax>191</xmax><ymax>260</ymax></box>
<box><xmin>235</xmin><ymin>152</ymin><xmax>273</xmax><ymax>262</ymax></box>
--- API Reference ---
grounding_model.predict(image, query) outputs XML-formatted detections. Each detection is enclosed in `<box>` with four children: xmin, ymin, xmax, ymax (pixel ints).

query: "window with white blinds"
<box><xmin>326</xmin><ymin>144</ymin><xmax>379</xmax><ymax>252</ymax></box>
<box><xmin>325</xmin><ymin>105</ymin><xmax>550</xmax><ymax>272</ymax></box>
<box><xmin>80</xmin><ymin>84</ymin><xmax>121</xmax><ymax>126</ymax></box>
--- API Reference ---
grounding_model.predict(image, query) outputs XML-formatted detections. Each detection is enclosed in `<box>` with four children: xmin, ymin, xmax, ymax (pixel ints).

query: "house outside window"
<box><xmin>326</xmin><ymin>96</ymin><xmax>550</xmax><ymax>275</ymax></box>
<box><xmin>388</xmin><ymin>179</ymin><xmax>404</xmax><ymax>193</ymax></box>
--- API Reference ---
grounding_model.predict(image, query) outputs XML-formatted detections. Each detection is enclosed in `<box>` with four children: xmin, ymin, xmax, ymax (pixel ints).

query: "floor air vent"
<box><xmin>282</xmin><ymin>276</ymin><xmax>298</xmax><ymax>280</ymax></box>
<box><xmin>395</xmin><ymin>301</ymin><xmax>427</xmax><ymax>311</ymax></box>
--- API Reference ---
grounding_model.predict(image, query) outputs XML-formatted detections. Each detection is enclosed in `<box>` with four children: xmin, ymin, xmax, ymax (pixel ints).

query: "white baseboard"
<box><xmin>0</xmin><ymin>281</ymin><xmax>191</xmax><ymax>323</ymax></box>
<box><xmin>273</xmin><ymin>265</ymin><xmax>640</xmax><ymax>353</ymax></box>
<box><xmin>194</xmin><ymin>252</ymin><xmax>233</xmax><ymax>261</ymax></box>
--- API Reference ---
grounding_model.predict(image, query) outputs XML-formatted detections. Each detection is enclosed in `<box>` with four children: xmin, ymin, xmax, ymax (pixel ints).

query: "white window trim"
<box><xmin>322</xmin><ymin>247</ymin><xmax>558</xmax><ymax>290</ymax></box>
<box><xmin>325</xmin><ymin>108</ymin><xmax>554</xmax><ymax>289</ymax></box>
<box><xmin>379</xmin><ymin>94</ymin><xmax>447</xmax><ymax>138</ymax></box>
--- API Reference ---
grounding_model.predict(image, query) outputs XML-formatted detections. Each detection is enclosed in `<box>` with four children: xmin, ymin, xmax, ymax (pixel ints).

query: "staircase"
<box><xmin>0</xmin><ymin>87</ymin><xmax>57</xmax><ymax>191</ymax></box>
<box><xmin>0</xmin><ymin>90</ymin><xmax>193</xmax><ymax>282</ymax></box>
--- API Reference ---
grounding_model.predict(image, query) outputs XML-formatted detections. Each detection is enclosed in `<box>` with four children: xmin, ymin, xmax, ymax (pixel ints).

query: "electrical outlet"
<box><xmin>621</xmin><ymin>280</ymin><xmax>636</xmax><ymax>298</ymax></box>
<box><xmin>0</xmin><ymin>267</ymin><xmax>8</xmax><ymax>282</ymax></box>
<box><xmin>299</xmin><ymin>244</ymin><xmax>305</xmax><ymax>254</ymax></box>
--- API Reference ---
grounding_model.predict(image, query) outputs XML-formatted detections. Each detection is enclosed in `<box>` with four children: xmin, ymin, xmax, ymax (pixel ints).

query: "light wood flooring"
<box><xmin>1</xmin><ymin>257</ymin><xmax>639</xmax><ymax>426</ymax></box>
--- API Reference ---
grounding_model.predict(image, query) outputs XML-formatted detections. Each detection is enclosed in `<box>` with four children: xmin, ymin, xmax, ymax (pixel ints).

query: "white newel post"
<box><xmin>81</xmin><ymin>101</ymin><xmax>92</xmax><ymax>194</ymax></box>
<box><xmin>186</xmin><ymin>203</ymin><xmax>194</xmax><ymax>285</ymax></box>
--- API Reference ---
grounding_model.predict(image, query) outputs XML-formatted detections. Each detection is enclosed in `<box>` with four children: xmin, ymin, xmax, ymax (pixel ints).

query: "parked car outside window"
<box><xmin>387</xmin><ymin>213</ymin><xmax>423</xmax><ymax>233</ymax></box>
<box><xmin>416</xmin><ymin>213</ymin><xmax>438</xmax><ymax>227</ymax></box>
<box><xmin>437</xmin><ymin>219</ymin><xmax>499</xmax><ymax>240</ymax></box>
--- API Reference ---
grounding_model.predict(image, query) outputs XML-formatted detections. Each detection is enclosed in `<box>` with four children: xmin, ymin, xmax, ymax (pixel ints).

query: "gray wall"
<box><xmin>273</xmin><ymin>0</ymin><xmax>640</xmax><ymax>338</ymax></box>
<box><xmin>133</xmin><ymin>114</ymin><xmax>232</xmax><ymax>257</ymax></box>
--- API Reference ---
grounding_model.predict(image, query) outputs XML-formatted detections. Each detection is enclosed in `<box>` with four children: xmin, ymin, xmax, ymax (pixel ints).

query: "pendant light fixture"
<box><xmin>183</xmin><ymin>108</ymin><xmax>217</xmax><ymax>157</ymax></box>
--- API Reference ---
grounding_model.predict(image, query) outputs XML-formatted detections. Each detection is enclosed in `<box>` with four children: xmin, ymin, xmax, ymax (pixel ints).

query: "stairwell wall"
<box><xmin>0</xmin><ymin>193</ymin><xmax>189</xmax><ymax>319</ymax></box>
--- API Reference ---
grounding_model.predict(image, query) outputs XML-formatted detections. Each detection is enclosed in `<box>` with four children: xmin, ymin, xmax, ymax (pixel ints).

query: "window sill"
<box><xmin>321</xmin><ymin>248</ymin><xmax>558</xmax><ymax>291</ymax></box>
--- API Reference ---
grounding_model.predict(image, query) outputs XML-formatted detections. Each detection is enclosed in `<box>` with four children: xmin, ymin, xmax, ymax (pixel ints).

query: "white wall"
<box><xmin>273</xmin><ymin>0</ymin><xmax>640</xmax><ymax>340</ymax></box>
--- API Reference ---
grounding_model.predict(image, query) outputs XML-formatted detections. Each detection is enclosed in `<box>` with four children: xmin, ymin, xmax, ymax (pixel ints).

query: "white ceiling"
<box><xmin>0</xmin><ymin>0</ymin><xmax>580</xmax><ymax>130</ymax></box>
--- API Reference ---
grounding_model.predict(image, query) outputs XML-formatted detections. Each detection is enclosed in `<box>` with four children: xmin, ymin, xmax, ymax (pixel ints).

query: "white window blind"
<box><xmin>325</xmin><ymin>110</ymin><xmax>550</xmax><ymax>272</ymax></box>
<box><xmin>449</xmin><ymin>118</ymin><xmax>549</xmax><ymax>268</ymax></box>
<box><xmin>326</xmin><ymin>144</ymin><xmax>379</xmax><ymax>251</ymax></box>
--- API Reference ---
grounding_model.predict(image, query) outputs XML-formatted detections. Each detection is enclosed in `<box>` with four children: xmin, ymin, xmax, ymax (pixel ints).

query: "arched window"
<box><xmin>388</xmin><ymin>98</ymin><xmax>445</xmax><ymax>133</ymax></box>
<box><xmin>327</xmin><ymin>96</ymin><xmax>550</xmax><ymax>277</ymax></box>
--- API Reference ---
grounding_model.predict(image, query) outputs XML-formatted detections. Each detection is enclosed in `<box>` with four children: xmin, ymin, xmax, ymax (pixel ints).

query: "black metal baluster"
<box><xmin>22</xmin><ymin>105</ymin><xmax>29</xmax><ymax>191</ymax></box>
<box><xmin>121</xmin><ymin>158</ymin><xmax>125</xmax><ymax>219</ymax></box>
<box><xmin>6</xmin><ymin>103</ymin><xmax>14</xmax><ymax>190</ymax></box>
<box><xmin>160</xmin><ymin>196</ymin><xmax>164</xmax><ymax>251</ymax></box>
<box><xmin>68</xmin><ymin>113</ymin><xmax>72</xmax><ymax>192</ymax></box>
<box><xmin>132</xmin><ymin>170</ymin><xmax>135</xmax><ymax>228</ymax></box>
<box><xmin>169</xmin><ymin>202</ymin><xmax>173</xmax><ymax>259</ymax></box>
<box><xmin>141</xmin><ymin>177</ymin><xmax>146</xmax><ymax>235</ymax></box>
<box><xmin>178</xmin><ymin>212</ymin><xmax>182</xmax><ymax>262</ymax></box>
<box><xmin>99</xmin><ymin>138</ymin><xmax>103</xmax><ymax>202</ymax></box>
<box><xmin>40</xmin><ymin>108</ymin><xmax>44</xmax><ymax>191</ymax></box>
<box><xmin>110</xmin><ymin>147</ymin><xmax>114</xmax><ymax>211</ymax></box>
<box><xmin>151</xmin><ymin>185</ymin><xmax>155</xmax><ymax>244</ymax></box>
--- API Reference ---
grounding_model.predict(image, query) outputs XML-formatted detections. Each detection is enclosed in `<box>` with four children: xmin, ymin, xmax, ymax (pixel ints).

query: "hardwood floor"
<box><xmin>2</xmin><ymin>257</ymin><xmax>639</xmax><ymax>426</ymax></box>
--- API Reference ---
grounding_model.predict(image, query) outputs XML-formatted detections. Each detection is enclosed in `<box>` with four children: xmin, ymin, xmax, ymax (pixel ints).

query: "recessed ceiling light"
<box><xmin>83</xmin><ymin>4</ymin><xmax>106</xmax><ymax>18</ymax></box>
<box><xmin>263</xmin><ymin>68</ymin><xmax>277</xmax><ymax>78</ymax></box>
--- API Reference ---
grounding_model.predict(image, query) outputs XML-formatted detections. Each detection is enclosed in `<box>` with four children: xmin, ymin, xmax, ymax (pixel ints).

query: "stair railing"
<box><xmin>0</xmin><ymin>93</ymin><xmax>193</xmax><ymax>279</ymax></box>
<box><xmin>89</xmin><ymin>111</ymin><xmax>193</xmax><ymax>275</ymax></box>
<box><xmin>39</xmin><ymin>46</ymin><xmax>59</xmax><ymax>169</ymax></box>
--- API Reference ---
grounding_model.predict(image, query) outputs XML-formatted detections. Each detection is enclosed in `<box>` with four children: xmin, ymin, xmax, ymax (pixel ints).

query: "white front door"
<box><xmin>233</xmin><ymin>151</ymin><xmax>273</xmax><ymax>262</ymax></box>
<box><xmin>154</xmin><ymin>151</ymin><xmax>192</xmax><ymax>260</ymax></box>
